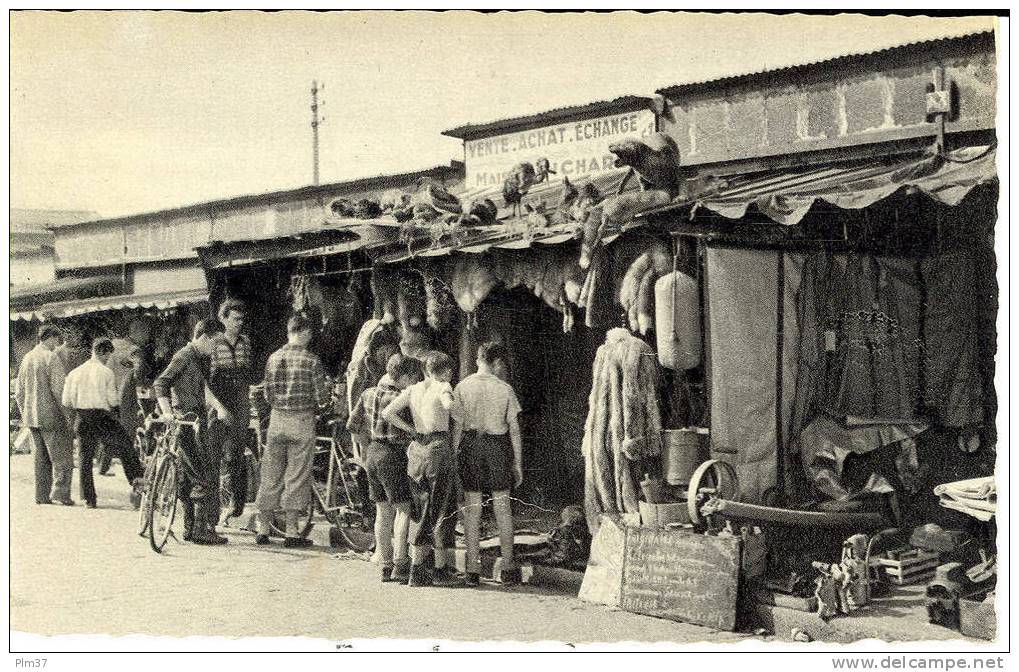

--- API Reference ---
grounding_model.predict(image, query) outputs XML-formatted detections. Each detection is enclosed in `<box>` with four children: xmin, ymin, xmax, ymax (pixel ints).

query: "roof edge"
<box><xmin>47</xmin><ymin>162</ymin><xmax>465</xmax><ymax>232</ymax></box>
<box><xmin>442</xmin><ymin>95</ymin><xmax>655</xmax><ymax>141</ymax></box>
<box><xmin>656</xmin><ymin>29</ymin><xmax>995</xmax><ymax>97</ymax></box>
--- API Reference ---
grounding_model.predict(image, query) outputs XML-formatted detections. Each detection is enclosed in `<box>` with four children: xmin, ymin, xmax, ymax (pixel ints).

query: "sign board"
<box><xmin>620</xmin><ymin>527</ymin><xmax>742</xmax><ymax>631</ymax></box>
<box><xmin>463</xmin><ymin>109</ymin><xmax>656</xmax><ymax>190</ymax></box>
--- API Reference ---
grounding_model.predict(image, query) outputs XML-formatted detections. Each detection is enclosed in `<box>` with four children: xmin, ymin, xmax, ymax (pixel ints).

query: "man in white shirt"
<box><xmin>62</xmin><ymin>338</ymin><xmax>145</xmax><ymax>509</ymax></box>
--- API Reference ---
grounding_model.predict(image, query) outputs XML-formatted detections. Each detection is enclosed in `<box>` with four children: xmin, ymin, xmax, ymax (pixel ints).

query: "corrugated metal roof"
<box><xmin>9</xmin><ymin>274</ymin><xmax>123</xmax><ymax>308</ymax></box>
<box><xmin>656</xmin><ymin>29</ymin><xmax>994</xmax><ymax>96</ymax></box>
<box><xmin>47</xmin><ymin>163</ymin><xmax>465</xmax><ymax>232</ymax></box>
<box><xmin>10</xmin><ymin>208</ymin><xmax>100</xmax><ymax>233</ymax></box>
<box><xmin>442</xmin><ymin>95</ymin><xmax>654</xmax><ymax>141</ymax></box>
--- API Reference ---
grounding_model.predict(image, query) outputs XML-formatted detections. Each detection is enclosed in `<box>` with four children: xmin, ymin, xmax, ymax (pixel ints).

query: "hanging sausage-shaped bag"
<box><xmin>654</xmin><ymin>270</ymin><xmax>702</xmax><ymax>370</ymax></box>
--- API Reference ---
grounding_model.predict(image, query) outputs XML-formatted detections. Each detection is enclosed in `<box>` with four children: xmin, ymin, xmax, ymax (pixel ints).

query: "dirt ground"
<box><xmin>8</xmin><ymin>453</ymin><xmax>752</xmax><ymax>648</ymax></box>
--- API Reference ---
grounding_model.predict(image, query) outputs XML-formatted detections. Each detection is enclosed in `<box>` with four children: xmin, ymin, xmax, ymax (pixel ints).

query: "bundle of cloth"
<box><xmin>934</xmin><ymin>476</ymin><xmax>996</xmax><ymax>522</ymax></box>
<box><xmin>581</xmin><ymin>328</ymin><xmax>664</xmax><ymax>535</ymax></box>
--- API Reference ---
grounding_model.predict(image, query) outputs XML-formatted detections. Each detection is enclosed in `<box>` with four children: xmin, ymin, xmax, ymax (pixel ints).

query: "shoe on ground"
<box><xmin>57</xmin><ymin>499</ymin><xmax>76</xmax><ymax>506</ymax></box>
<box><xmin>407</xmin><ymin>563</ymin><xmax>434</xmax><ymax>587</ymax></box>
<box><xmin>391</xmin><ymin>559</ymin><xmax>411</xmax><ymax>583</ymax></box>
<box><xmin>255</xmin><ymin>533</ymin><xmax>271</xmax><ymax>545</ymax></box>
<box><xmin>36</xmin><ymin>499</ymin><xmax>53</xmax><ymax>505</ymax></box>
<box><xmin>500</xmin><ymin>567</ymin><xmax>522</xmax><ymax>587</ymax></box>
<box><xmin>380</xmin><ymin>565</ymin><xmax>396</xmax><ymax>583</ymax></box>
<box><xmin>191</xmin><ymin>529</ymin><xmax>229</xmax><ymax>545</ymax></box>
<box><xmin>86</xmin><ymin>501</ymin><xmax>97</xmax><ymax>509</ymax></box>
<box><xmin>464</xmin><ymin>572</ymin><xmax>481</xmax><ymax>588</ymax></box>
<box><xmin>432</xmin><ymin>566</ymin><xmax>464</xmax><ymax>587</ymax></box>
<box><xmin>283</xmin><ymin>536</ymin><xmax>313</xmax><ymax>549</ymax></box>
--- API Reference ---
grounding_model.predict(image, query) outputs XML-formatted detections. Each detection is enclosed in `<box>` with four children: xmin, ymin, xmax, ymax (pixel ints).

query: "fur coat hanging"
<box><xmin>582</xmin><ymin>328</ymin><xmax>664</xmax><ymax>535</ymax></box>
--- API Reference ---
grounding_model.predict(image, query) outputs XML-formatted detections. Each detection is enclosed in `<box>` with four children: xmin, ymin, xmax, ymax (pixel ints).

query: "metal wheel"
<box><xmin>332</xmin><ymin>459</ymin><xmax>375</xmax><ymax>553</ymax></box>
<box><xmin>136</xmin><ymin>447</ymin><xmax>163</xmax><ymax>537</ymax></box>
<box><xmin>267</xmin><ymin>501</ymin><xmax>314</xmax><ymax>539</ymax></box>
<box><xmin>686</xmin><ymin>459</ymin><xmax>739</xmax><ymax>528</ymax></box>
<box><xmin>149</xmin><ymin>457</ymin><xmax>179</xmax><ymax>553</ymax></box>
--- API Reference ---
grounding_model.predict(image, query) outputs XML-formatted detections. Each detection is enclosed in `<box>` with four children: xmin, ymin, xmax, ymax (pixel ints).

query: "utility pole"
<box><xmin>310</xmin><ymin>80</ymin><xmax>325</xmax><ymax>185</ymax></box>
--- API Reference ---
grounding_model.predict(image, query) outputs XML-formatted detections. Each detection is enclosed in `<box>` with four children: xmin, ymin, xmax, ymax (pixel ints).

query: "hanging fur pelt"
<box><xmin>582</xmin><ymin>328</ymin><xmax>664</xmax><ymax>535</ymax></box>
<box><xmin>370</xmin><ymin>267</ymin><xmax>400</xmax><ymax>324</ymax></box>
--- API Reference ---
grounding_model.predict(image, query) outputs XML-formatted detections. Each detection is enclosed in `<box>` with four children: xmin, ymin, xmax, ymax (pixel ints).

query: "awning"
<box><xmin>198</xmin><ymin>228</ymin><xmax>364</xmax><ymax>269</ymax></box>
<box><xmin>35</xmin><ymin>288</ymin><xmax>209</xmax><ymax>319</ymax></box>
<box><xmin>638</xmin><ymin>144</ymin><xmax>997</xmax><ymax>226</ymax></box>
<box><xmin>10</xmin><ymin>274</ymin><xmax>123</xmax><ymax>309</ymax></box>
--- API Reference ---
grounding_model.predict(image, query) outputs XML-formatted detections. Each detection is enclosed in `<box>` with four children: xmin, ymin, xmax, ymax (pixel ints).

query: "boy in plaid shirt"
<box><xmin>255</xmin><ymin>313</ymin><xmax>330</xmax><ymax>548</ymax></box>
<box><xmin>347</xmin><ymin>353</ymin><xmax>421</xmax><ymax>582</ymax></box>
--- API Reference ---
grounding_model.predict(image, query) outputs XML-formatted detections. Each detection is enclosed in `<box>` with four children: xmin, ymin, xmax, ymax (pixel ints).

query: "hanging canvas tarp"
<box><xmin>706</xmin><ymin>248</ymin><xmax>801</xmax><ymax>503</ymax></box>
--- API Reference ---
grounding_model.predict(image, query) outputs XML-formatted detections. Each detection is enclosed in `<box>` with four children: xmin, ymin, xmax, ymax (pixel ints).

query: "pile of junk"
<box><xmin>576</xmin><ymin>242</ymin><xmax>997</xmax><ymax>641</ymax></box>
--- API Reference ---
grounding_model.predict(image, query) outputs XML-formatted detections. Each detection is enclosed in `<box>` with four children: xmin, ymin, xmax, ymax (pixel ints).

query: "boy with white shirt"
<box><xmin>381</xmin><ymin>351</ymin><xmax>462</xmax><ymax>587</ymax></box>
<box><xmin>452</xmin><ymin>342</ymin><xmax>524</xmax><ymax>588</ymax></box>
<box><xmin>62</xmin><ymin>338</ymin><xmax>145</xmax><ymax>509</ymax></box>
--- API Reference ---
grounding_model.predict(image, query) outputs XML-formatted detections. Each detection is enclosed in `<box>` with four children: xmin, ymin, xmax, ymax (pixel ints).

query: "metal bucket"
<box><xmin>661</xmin><ymin>429</ymin><xmax>706</xmax><ymax>486</ymax></box>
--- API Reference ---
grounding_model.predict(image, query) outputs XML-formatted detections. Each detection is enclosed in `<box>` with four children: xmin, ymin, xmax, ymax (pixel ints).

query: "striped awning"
<box><xmin>34</xmin><ymin>288</ymin><xmax>209</xmax><ymax>319</ymax></box>
<box><xmin>637</xmin><ymin>144</ymin><xmax>997</xmax><ymax>226</ymax></box>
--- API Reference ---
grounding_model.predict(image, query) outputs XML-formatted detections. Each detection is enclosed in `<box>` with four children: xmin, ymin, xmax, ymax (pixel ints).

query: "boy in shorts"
<box><xmin>347</xmin><ymin>353</ymin><xmax>420</xmax><ymax>582</ymax></box>
<box><xmin>452</xmin><ymin>342</ymin><xmax>524</xmax><ymax>587</ymax></box>
<box><xmin>382</xmin><ymin>351</ymin><xmax>462</xmax><ymax>587</ymax></box>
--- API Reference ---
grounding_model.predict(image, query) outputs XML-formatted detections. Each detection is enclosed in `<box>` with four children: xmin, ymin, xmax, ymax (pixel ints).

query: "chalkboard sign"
<box><xmin>620</xmin><ymin>527</ymin><xmax>742</xmax><ymax>631</ymax></box>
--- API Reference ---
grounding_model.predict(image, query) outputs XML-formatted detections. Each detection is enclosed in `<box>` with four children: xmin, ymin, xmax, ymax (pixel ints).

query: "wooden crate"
<box><xmin>877</xmin><ymin>550</ymin><xmax>941</xmax><ymax>585</ymax></box>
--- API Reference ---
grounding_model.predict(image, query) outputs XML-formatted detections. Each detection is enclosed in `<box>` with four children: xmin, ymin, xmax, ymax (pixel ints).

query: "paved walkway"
<box><xmin>9</xmin><ymin>454</ymin><xmax>750</xmax><ymax>647</ymax></box>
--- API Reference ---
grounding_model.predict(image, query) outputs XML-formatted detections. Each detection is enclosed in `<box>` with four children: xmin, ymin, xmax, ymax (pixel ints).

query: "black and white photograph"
<box><xmin>6</xmin><ymin>8</ymin><xmax>1008</xmax><ymax>660</ymax></box>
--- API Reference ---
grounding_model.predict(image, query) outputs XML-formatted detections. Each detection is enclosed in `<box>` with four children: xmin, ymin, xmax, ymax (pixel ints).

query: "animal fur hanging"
<box><xmin>370</xmin><ymin>268</ymin><xmax>400</xmax><ymax>324</ymax></box>
<box><xmin>582</xmin><ymin>328</ymin><xmax>664</xmax><ymax>535</ymax></box>
<box><xmin>618</xmin><ymin>242</ymin><xmax>671</xmax><ymax>335</ymax></box>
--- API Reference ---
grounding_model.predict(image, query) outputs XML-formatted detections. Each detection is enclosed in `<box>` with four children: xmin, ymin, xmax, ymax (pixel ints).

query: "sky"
<box><xmin>9</xmin><ymin>11</ymin><xmax>997</xmax><ymax>219</ymax></box>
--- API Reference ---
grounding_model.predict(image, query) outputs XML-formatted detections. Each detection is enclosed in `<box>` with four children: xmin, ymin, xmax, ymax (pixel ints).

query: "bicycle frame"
<box><xmin>312</xmin><ymin>434</ymin><xmax>358</xmax><ymax>519</ymax></box>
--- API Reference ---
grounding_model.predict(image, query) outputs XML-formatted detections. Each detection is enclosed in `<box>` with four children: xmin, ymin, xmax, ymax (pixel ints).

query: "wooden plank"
<box><xmin>620</xmin><ymin>527</ymin><xmax>742</xmax><ymax>631</ymax></box>
<box><xmin>578</xmin><ymin>516</ymin><xmax>627</xmax><ymax>607</ymax></box>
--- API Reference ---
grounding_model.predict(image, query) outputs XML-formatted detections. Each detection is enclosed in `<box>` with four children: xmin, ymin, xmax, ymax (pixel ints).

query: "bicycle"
<box><xmin>249</xmin><ymin>413</ymin><xmax>374</xmax><ymax>552</ymax></box>
<box><xmin>307</xmin><ymin>422</ymin><xmax>375</xmax><ymax>552</ymax></box>
<box><xmin>147</xmin><ymin>413</ymin><xmax>202</xmax><ymax>553</ymax></box>
<box><xmin>135</xmin><ymin>414</ymin><xmax>167</xmax><ymax>538</ymax></box>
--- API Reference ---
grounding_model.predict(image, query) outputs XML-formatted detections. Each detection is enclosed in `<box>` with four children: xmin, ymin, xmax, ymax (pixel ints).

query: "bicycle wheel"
<box><xmin>148</xmin><ymin>457</ymin><xmax>179</xmax><ymax>553</ymax></box>
<box><xmin>267</xmin><ymin>501</ymin><xmax>314</xmax><ymax>539</ymax></box>
<box><xmin>334</xmin><ymin>460</ymin><xmax>375</xmax><ymax>553</ymax></box>
<box><xmin>136</xmin><ymin>451</ymin><xmax>161</xmax><ymax>537</ymax></box>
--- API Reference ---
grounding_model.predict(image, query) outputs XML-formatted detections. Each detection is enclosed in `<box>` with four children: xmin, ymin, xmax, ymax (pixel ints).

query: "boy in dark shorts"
<box><xmin>452</xmin><ymin>342</ymin><xmax>524</xmax><ymax>587</ymax></box>
<box><xmin>347</xmin><ymin>353</ymin><xmax>420</xmax><ymax>582</ymax></box>
<box><xmin>382</xmin><ymin>351</ymin><xmax>462</xmax><ymax>587</ymax></box>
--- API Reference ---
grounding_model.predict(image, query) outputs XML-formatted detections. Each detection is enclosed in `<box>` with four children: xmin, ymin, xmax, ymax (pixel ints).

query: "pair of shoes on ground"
<box><xmin>403</xmin><ymin>563</ymin><xmax>464</xmax><ymax>588</ymax></box>
<box><xmin>254</xmin><ymin>533</ymin><xmax>312</xmax><ymax>549</ymax></box>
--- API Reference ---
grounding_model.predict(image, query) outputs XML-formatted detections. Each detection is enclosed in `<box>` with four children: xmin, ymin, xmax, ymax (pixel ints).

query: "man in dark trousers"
<box><xmin>62</xmin><ymin>338</ymin><xmax>145</xmax><ymax>509</ymax></box>
<box><xmin>209</xmin><ymin>299</ymin><xmax>254</xmax><ymax>521</ymax></box>
<box><xmin>153</xmin><ymin>318</ymin><xmax>233</xmax><ymax>545</ymax></box>
<box><xmin>15</xmin><ymin>324</ymin><xmax>74</xmax><ymax>506</ymax></box>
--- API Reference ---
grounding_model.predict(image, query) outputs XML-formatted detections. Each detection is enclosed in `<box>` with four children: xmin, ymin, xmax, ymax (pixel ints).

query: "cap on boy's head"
<box><xmin>92</xmin><ymin>337</ymin><xmax>115</xmax><ymax>356</ymax></box>
<box><xmin>38</xmin><ymin>324</ymin><xmax>62</xmax><ymax>342</ymax></box>
<box><xmin>287</xmin><ymin>313</ymin><xmax>314</xmax><ymax>335</ymax></box>
<box><xmin>477</xmin><ymin>341</ymin><xmax>509</xmax><ymax>367</ymax></box>
<box><xmin>192</xmin><ymin>318</ymin><xmax>225</xmax><ymax>340</ymax></box>
<box><xmin>386</xmin><ymin>353</ymin><xmax>421</xmax><ymax>381</ymax></box>
<box><xmin>424</xmin><ymin>351</ymin><xmax>454</xmax><ymax>377</ymax></box>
